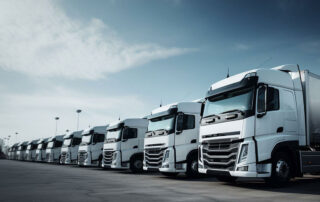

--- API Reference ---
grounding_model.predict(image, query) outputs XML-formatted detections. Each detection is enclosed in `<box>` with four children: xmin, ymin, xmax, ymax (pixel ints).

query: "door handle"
<box><xmin>277</xmin><ymin>127</ymin><xmax>284</xmax><ymax>133</ymax></box>
<box><xmin>133</xmin><ymin>145</ymin><xmax>138</xmax><ymax>149</ymax></box>
<box><xmin>190</xmin><ymin>139</ymin><xmax>197</xmax><ymax>144</ymax></box>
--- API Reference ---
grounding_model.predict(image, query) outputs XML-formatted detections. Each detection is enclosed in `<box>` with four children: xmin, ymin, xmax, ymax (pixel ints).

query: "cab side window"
<box><xmin>257</xmin><ymin>86</ymin><xmax>280</xmax><ymax>113</ymax></box>
<box><xmin>93</xmin><ymin>133</ymin><xmax>105</xmax><ymax>143</ymax></box>
<box><xmin>122</xmin><ymin>128</ymin><xmax>138</xmax><ymax>139</ymax></box>
<box><xmin>72</xmin><ymin>138</ymin><xmax>81</xmax><ymax>146</ymax></box>
<box><xmin>54</xmin><ymin>141</ymin><xmax>63</xmax><ymax>148</ymax></box>
<box><xmin>267</xmin><ymin>87</ymin><xmax>280</xmax><ymax>111</ymax></box>
<box><xmin>182</xmin><ymin>115</ymin><xmax>195</xmax><ymax>130</ymax></box>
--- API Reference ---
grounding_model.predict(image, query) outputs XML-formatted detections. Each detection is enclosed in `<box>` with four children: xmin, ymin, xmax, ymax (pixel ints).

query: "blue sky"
<box><xmin>1</xmin><ymin>0</ymin><xmax>320</xmax><ymax>143</ymax></box>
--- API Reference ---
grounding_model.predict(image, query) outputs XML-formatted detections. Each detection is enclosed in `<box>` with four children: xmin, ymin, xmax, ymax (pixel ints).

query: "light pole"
<box><xmin>55</xmin><ymin>117</ymin><xmax>59</xmax><ymax>135</ymax></box>
<box><xmin>76</xmin><ymin>109</ymin><xmax>82</xmax><ymax>131</ymax></box>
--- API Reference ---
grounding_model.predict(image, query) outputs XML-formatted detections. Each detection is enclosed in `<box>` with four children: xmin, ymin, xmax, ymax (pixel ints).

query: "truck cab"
<box><xmin>26</xmin><ymin>139</ymin><xmax>39</xmax><ymax>161</ymax></box>
<box><xmin>199</xmin><ymin>64</ymin><xmax>320</xmax><ymax>184</ymax></box>
<box><xmin>102</xmin><ymin>118</ymin><xmax>148</xmax><ymax>172</ymax></box>
<box><xmin>36</xmin><ymin>138</ymin><xmax>49</xmax><ymax>162</ymax></box>
<box><xmin>143</xmin><ymin>101</ymin><xmax>202</xmax><ymax>177</ymax></box>
<box><xmin>78</xmin><ymin>125</ymin><xmax>108</xmax><ymax>167</ymax></box>
<box><xmin>60</xmin><ymin>130</ymin><xmax>82</xmax><ymax>164</ymax></box>
<box><xmin>45</xmin><ymin>135</ymin><xmax>64</xmax><ymax>163</ymax></box>
<box><xmin>17</xmin><ymin>141</ymin><xmax>28</xmax><ymax>161</ymax></box>
<box><xmin>9</xmin><ymin>143</ymin><xmax>18</xmax><ymax>160</ymax></box>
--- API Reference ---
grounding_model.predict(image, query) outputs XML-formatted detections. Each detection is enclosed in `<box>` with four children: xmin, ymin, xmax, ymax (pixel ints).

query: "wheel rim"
<box><xmin>134</xmin><ymin>160</ymin><xmax>142</xmax><ymax>169</ymax></box>
<box><xmin>191</xmin><ymin>160</ymin><xmax>198</xmax><ymax>172</ymax></box>
<box><xmin>276</xmin><ymin>159</ymin><xmax>290</xmax><ymax>179</ymax></box>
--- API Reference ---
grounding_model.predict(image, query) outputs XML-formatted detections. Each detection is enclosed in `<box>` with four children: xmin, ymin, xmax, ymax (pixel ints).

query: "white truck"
<box><xmin>26</xmin><ymin>139</ymin><xmax>39</xmax><ymax>161</ymax></box>
<box><xmin>17</xmin><ymin>141</ymin><xmax>29</xmax><ymax>161</ymax></box>
<box><xmin>46</xmin><ymin>135</ymin><xmax>64</xmax><ymax>163</ymax></box>
<box><xmin>78</xmin><ymin>125</ymin><xmax>108</xmax><ymax>167</ymax></box>
<box><xmin>199</xmin><ymin>64</ymin><xmax>320</xmax><ymax>185</ymax></box>
<box><xmin>36</xmin><ymin>138</ymin><xmax>49</xmax><ymax>162</ymax></box>
<box><xmin>9</xmin><ymin>143</ymin><xmax>18</xmax><ymax>160</ymax></box>
<box><xmin>102</xmin><ymin>118</ymin><xmax>148</xmax><ymax>172</ymax></box>
<box><xmin>60</xmin><ymin>130</ymin><xmax>83</xmax><ymax>164</ymax></box>
<box><xmin>143</xmin><ymin>101</ymin><xmax>202</xmax><ymax>177</ymax></box>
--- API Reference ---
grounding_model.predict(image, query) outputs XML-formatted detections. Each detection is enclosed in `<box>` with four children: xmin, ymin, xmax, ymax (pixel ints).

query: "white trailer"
<box><xmin>199</xmin><ymin>64</ymin><xmax>320</xmax><ymax>185</ymax></box>
<box><xmin>143</xmin><ymin>101</ymin><xmax>202</xmax><ymax>177</ymax></box>
<box><xmin>45</xmin><ymin>135</ymin><xmax>64</xmax><ymax>163</ymax></box>
<box><xmin>78</xmin><ymin>125</ymin><xmax>108</xmax><ymax>167</ymax></box>
<box><xmin>26</xmin><ymin>139</ymin><xmax>39</xmax><ymax>161</ymax></box>
<box><xmin>35</xmin><ymin>138</ymin><xmax>49</xmax><ymax>162</ymax></box>
<box><xmin>102</xmin><ymin>118</ymin><xmax>148</xmax><ymax>172</ymax></box>
<box><xmin>60</xmin><ymin>130</ymin><xmax>83</xmax><ymax>164</ymax></box>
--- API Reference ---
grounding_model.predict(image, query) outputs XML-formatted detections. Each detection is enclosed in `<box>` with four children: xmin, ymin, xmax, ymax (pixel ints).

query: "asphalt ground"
<box><xmin>0</xmin><ymin>160</ymin><xmax>320</xmax><ymax>202</ymax></box>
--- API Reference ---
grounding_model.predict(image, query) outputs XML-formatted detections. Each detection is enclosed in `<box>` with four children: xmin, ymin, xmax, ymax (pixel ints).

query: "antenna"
<box><xmin>118</xmin><ymin>116</ymin><xmax>120</xmax><ymax>121</ymax></box>
<box><xmin>160</xmin><ymin>98</ymin><xmax>162</xmax><ymax>107</ymax></box>
<box><xmin>226</xmin><ymin>67</ymin><xmax>230</xmax><ymax>78</ymax></box>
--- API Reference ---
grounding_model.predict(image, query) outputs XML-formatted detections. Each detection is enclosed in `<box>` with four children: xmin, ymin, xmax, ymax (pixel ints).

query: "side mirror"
<box><xmin>176</xmin><ymin>114</ymin><xmax>184</xmax><ymax>134</ymax></box>
<box><xmin>257</xmin><ymin>85</ymin><xmax>267</xmax><ymax>118</ymax></box>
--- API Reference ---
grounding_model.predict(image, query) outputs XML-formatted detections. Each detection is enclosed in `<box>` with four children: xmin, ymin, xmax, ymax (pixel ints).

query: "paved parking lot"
<box><xmin>0</xmin><ymin>160</ymin><xmax>320</xmax><ymax>202</ymax></box>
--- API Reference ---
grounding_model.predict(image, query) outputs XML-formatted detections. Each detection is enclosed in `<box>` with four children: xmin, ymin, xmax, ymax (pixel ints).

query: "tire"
<box><xmin>265</xmin><ymin>152</ymin><xmax>292</xmax><ymax>186</ymax></box>
<box><xmin>98</xmin><ymin>156</ymin><xmax>102</xmax><ymax>168</ymax></box>
<box><xmin>216</xmin><ymin>176</ymin><xmax>237</xmax><ymax>183</ymax></box>
<box><xmin>130</xmin><ymin>155</ymin><xmax>143</xmax><ymax>173</ymax></box>
<box><xmin>186</xmin><ymin>154</ymin><xmax>199</xmax><ymax>178</ymax></box>
<box><xmin>161</xmin><ymin>172</ymin><xmax>179</xmax><ymax>177</ymax></box>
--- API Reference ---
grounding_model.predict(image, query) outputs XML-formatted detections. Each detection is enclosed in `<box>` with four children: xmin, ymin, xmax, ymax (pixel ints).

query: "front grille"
<box><xmin>103</xmin><ymin>150</ymin><xmax>115</xmax><ymax>166</ymax></box>
<box><xmin>202</xmin><ymin>139</ymin><xmax>242</xmax><ymax>171</ymax></box>
<box><xmin>78</xmin><ymin>151</ymin><xmax>87</xmax><ymax>164</ymax></box>
<box><xmin>144</xmin><ymin>147</ymin><xmax>167</xmax><ymax>168</ymax></box>
<box><xmin>61</xmin><ymin>152</ymin><xmax>67</xmax><ymax>163</ymax></box>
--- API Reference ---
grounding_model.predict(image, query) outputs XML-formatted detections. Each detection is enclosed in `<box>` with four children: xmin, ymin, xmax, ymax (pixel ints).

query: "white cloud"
<box><xmin>234</xmin><ymin>43</ymin><xmax>250</xmax><ymax>51</ymax></box>
<box><xmin>0</xmin><ymin>0</ymin><xmax>192</xmax><ymax>80</ymax></box>
<box><xmin>0</xmin><ymin>86</ymin><xmax>152</xmax><ymax>143</ymax></box>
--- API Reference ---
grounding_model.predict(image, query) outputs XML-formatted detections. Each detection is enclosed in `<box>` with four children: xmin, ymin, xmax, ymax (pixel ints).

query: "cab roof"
<box><xmin>108</xmin><ymin>118</ymin><xmax>148</xmax><ymax>130</ymax></box>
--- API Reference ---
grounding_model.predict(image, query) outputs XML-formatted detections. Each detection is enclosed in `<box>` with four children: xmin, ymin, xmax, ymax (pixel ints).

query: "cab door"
<box><xmin>174</xmin><ymin>113</ymin><xmax>198</xmax><ymax>162</ymax></box>
<box><xmin>255</xmin><ymin>85</ymin><xmax>297</xmax><ymax>161</ymax></box>
<box><xmin>91</xmin><ymin>133</ymin><xmax>105</xmax><ymax>161</ymax></box>
<box><xmin>120</xmin><ymin>127</ymin><xmax>138</xmax><ymax>163</ymax></box>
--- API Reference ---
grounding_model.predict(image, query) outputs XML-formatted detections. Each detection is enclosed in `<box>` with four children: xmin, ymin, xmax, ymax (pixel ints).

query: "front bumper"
<box><xmin>199</xmin><ymin>139</ymin><xmax>272</xmax><ymax>178</ymax></box>
<box><xmin>143</xmin><ymin>147</ymin><xmax>186</xmax><ymax>173</ymax></box>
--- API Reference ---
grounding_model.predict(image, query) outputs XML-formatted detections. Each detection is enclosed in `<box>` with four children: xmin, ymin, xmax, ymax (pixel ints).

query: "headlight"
<box><xmin>162</xmin><ymin>150</ymin><xmax>170</xmax><ymax>162</ymax></box>
<box><xmin>113</xmin><ymin>152</ymin><xmax>117</xmax><ymax>160</ymax></box>
<box><xmin>238</xmin><ymin>144</ymin><xmax>248</xmax><ymax>163</ymax></box>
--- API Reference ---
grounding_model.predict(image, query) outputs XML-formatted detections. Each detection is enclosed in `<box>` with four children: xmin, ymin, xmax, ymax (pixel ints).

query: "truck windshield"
<box><xmin>63</xmin><ymin>138</ymin><xmax>72</xmax><ymax>147</ymax></box>
<box><xmin>37</xmin><ymin>144</ymin><xmax>42</xmax><ymax>149</ymax></box>
<box><xmin>203</xmin><ymin>87</ymin><xmax>254</xmax><ymax>117</ymax></box>
<box><xmin>148</xmin><ymin>114</ymin><xmax>175</xmax><ymax>132</ymax></box>
<box><xmin>47</xmin><ymin>141</ymin><xmax>54</xmax><ymax>149</ymax></box>
<box><xmin>106</xmin><ymin>128</ymin><xmax>122</xmax><ymax>142</ymax></box>
<box><xmin>81</xmin><ymin>134</ymin><xmax>92</xmax><ymax>145</ymax></box>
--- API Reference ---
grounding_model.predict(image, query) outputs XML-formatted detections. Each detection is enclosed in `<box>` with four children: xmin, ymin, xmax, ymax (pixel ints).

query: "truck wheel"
<box><xmin>186</xmin><ymin>154</ymin><xmax>199</xmax><ymax>178</ymax></box>
<box><xmin>98</xmin><ymin>156</ymin><xmax>103</xmax><ymax>168</ymax></box>
<box><xmin>161</xmin><ymin>172</ymin><xmax>179</xmax><ymax>177</ymax></box>
<box><xmin>130</xmin><ymin>156</ymin><xmax>143</xmax><ymax>173</ymax></box>
<box><xmin>216</xmin><ymin>176</ymin><xmax>237</xmax><ymax>183</ymax></box>
<box><xmin>266</xmin><ymin>152</ymin><xmax>292</xmax><ymax>186</ymax></box>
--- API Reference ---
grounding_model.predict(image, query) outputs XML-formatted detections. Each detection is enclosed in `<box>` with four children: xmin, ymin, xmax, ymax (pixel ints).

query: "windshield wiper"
<box><xmin>220</xmin><ymin>109</ymin><xmax>245</xmax><ymax>115</ymax></box>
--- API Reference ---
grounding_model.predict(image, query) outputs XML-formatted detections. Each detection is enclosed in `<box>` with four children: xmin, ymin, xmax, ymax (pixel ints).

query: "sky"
<box><xmin>1</xmin><ymin>0</ymin><xmax>320</xmax><ymax>144</ymax></box>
